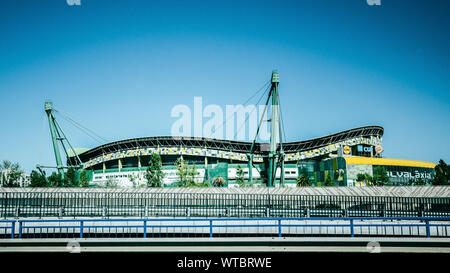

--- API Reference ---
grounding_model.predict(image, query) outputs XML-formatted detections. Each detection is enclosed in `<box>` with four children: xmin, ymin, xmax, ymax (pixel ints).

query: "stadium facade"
<box><xmin>68</xmin><ymin>125</ymin><xmax>436</xmax><ymax>187</ymax></box>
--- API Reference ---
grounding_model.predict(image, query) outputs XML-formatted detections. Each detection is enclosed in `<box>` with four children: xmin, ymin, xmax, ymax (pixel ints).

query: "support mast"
<box><xmin>267</xmin><ymin>71</ymin><xmax>284</xmax><ymax>187</ymax></box>
<box><xmin>43</xmin><ymin>101</ymin><xmax>83</xmax><ymax>178</ymax></box>
<box><xmin>45</xmin><ymin>102</ymin><xmax>65</xmax><ymax>177</ymax></box>
<box><xmin>247</xmin><ymin>71</ymin><xmax>285</xmax><ymax>187</ymax></box>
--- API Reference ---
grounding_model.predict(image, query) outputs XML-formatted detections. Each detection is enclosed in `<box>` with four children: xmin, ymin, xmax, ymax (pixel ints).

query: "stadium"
<box><xmin>39</xmin><ymin>71</ymin><xmax>434</xmax><ymax>188</ymax></box>
<box><xmin>66</xmin><ymin>125</ymin><xmax>436</xmax><ymax>188</ymax></box>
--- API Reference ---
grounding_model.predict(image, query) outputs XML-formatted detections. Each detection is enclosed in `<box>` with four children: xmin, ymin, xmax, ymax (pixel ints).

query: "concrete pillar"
<box><xmin>204</xmin><ymin>156</ymin><xmax>208</xmax><ymax>168</ymax></box>
<box><xmin>138</xmin><ymin>155</ymin><xmax>142</xmax><ymax>169</ymax></box>
<box><xmin>118</xmin><ymin>159</ymin><xmax>122</xmax><ymax>172</ymax></box>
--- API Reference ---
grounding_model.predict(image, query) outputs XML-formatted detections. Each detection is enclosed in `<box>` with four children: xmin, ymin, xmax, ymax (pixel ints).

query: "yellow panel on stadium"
<box><xmin>344</xmin><ymin>156</ymin><xmax>436</xmax><ymax>169</ymax></box>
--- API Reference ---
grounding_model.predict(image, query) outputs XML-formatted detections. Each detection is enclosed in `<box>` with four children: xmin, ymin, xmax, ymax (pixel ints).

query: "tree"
<box><xmin>175</xmin><ymin>157</ymin><xmax>196</xmax><ymax>187</ymax></box>
<box><xmin>364</xmin><ymin>174</ymin><xmax>374</xmax><ymax>186</ymax></box>
<box><xmin>433</xmin><ymin>159</ymin><xmax>450</xmax><ymax>186</ymax></box>
<box><xmin>146</xmin><ymin>153</ymin><xmax>165</xmax><ymax>187</ymax></box>
<box><xmin>413</xmin><ymin>178</ymin><xmax>426</xmax><ymax>186</ymax></box>
<box><xmin>356</xmin><ymin>173</ymin><xmax>376</xmax><ymax>186</ymax></box>
<box><xmin>0</xmin><ymin>160</ymin><xmax>23</xmax><ymax>187</ymax></box>
<box><xmin>175</xmin><ymin>157</ymin><xmax>186</xmax><ymax>186</ymax></box>
<box><xmin>212</xmin><ymin>177</ymin><xmax>226</xmax><ymax>187</ymax></box>
<box><xmin>356</xmin><ymin>173</ymin><xmax>373</xmax><ymax>186</ymax></box>
<box><xmin>296</xmin><ymin>168</ymin><xmax>311</xmax><ymax>187</ymax></box>
<box><xmin>187</xmin><ymin>164</ymin><xmax>198</xmax><ymax>187</ymax></box>
<box><xmin>0</xmin><ymin>160</ymin><xmax>19</xmax><ymax>172</ymax></box>
<box><xmin>48</xmin><ymin>172</ymin><xmax>64</xmax><ymax>187</ymax></box>
<box><xmin>105</xmin><ymin>178</ymin><xmax>118</xmax><ymax>188</ymax></box>
<box><xmin>372</xmin><ymin>166</ymin><xmax>390</xmax><ymax>186</ymax></box>
<box><xmin>296</xmin><ymin>174</ymin><xmax>310</xmax><ymax>187</ymax></box>
<box><xmin>130</xmin><ymin>176</ymin><xmax>137</xmax><ymax>188</ymax></box>
<box><xmin>356</xmin><ymin>173</ymin><xmax>366</xmax><ymax>183</ymax></box>
<box><xmin>175</xmin><ymin>157</ymin><xmax>187</xmax><ymax>186</ymax></box>
<box><xmin>64</xmin><ymin>167</ymin><xmax>78</xmax><ymax>187</ymax></box>
<box><xmin>79</xmin><ymin>170</ymin><xmax>90</xmax><ymax>188</ymax></box>
<box><xmin>324</xmin><ymin>172</ymin><xmax>335</xmax><ymax>186</ymax></box>
<box><xmin>29</xmin><ymin>170</ymin><xmax>47</xmax><ymax>187</ymax></box>
<box><xmin>191</xmin><ymin>180</ymin><xmax>210</xmax><ymax>188</ymax></box>
<box><xmin>236</xmin><ymin>165</ymin><xmax>246</xmax><ymax>187</ymax></box>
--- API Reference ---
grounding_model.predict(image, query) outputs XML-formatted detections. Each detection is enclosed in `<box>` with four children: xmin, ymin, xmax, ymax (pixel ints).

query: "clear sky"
<box><xmin>0</xmin><ymin>0</ymin><xmax>449</xmax><ymax>173</ymax></box>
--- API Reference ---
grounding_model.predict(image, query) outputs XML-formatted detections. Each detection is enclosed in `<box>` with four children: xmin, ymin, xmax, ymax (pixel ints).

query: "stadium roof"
<box><xmin>67</xmin><ymin>148</ymin><xmax>90</xmax><ymax>157</ymax></box>
<box><xmin>73</xmin><ymin>125</ymin><xmax>383</xmax><ymax>163</ymax></box>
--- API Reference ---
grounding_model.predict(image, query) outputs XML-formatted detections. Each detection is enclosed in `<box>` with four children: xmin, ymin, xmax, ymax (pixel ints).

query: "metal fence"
<box><xmin>1</xmin><ymin>217</ymin><xmax>449</xmax><ymax>239</ymax></box>
<box><xmin>1</xmin><ymin>191</ymin><xmax>449</xmax><ymax>218</ymax></box>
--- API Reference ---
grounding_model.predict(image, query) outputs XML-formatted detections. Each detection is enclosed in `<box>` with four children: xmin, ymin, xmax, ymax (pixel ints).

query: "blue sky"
<box><xmin>0</xmin><ymin>0</ymin><xmax>449</xmax><ymax>172</ymax></box>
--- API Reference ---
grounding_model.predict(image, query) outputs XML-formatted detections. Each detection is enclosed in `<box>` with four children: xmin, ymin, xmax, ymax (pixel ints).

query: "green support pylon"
<box><xmin>276</xmin><ymin>74</ymin><xmax>285</xmax><ymax>187</ymax></box>
<box><xmin>247</xmin><ymin>70</ymin><xmax>285</xmax><ymax>187</ymax></box>
<box><xmin>247</xmin><ymin>153</ymin><xmax>253</xmax><ymax>183</ymax></box>
<box><xmin>268</xmin><ymin>71</ymin><xmax>281</xmax><ymax>187</ymax></box>
<box><xmin>45</xmin><ymin>102</ymin><xmax>65</xmax><ymax>177</ymax></box>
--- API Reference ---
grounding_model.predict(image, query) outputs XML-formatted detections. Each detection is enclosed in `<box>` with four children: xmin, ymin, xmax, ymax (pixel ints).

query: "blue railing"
<box><xmin>1</xmin><ymin>217</ymin><xmax>449</xmax><ymax>239</ymax></box>
<box><xmin>0</xmin><ymin>220</ymin><xmax>15</xmax><ymax>239</ymax></box>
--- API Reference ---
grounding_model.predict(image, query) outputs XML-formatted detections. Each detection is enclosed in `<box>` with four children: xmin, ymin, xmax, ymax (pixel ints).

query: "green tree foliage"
<box><xmin>372</xmin><ymin>166</ymin><xmax>390</xmax><ymax>186</ymax></box>
<box><xmin>47</xmin><ymin>172</ymin><xmax>64</xmax><ymax>187</ymax></box>
<box><xmin>236</xmin><ymin>165</ymin><xmax>246</xmax><ymax>187</ymax></box>
<box><xmin>188</xmin><ymin>164</ymin><xmax>198</xmax><ymax>186</ymax></box>
<box><xmin>0</xmin><ymin>160</ymin><xmax>23</xmax><ymax>187</ymax></box>
<box><xmin>31</xmin><ymin>168</ymin><xmax>89</xmax><ymax>188</ymax></box>
<box><xmin>64</xmin><ymin>167</ymin><xmax>78</xmax><ymax>187</ymax></box>
<box><xmin>413</xmin><ymin>178</ymin><xmax>426</xmax><ymax>186</ymax></box>
<box><xmin>364</xmin><ymin>174</ymin><xmax>374</xmax><ymax>186</ymax></box>
<box><xmin>79</xmin><ymin>170</ymin><xmax>90</xmax><ymax>188</ymax></box>
<box><xmin>191</xmin><ymin>180</ymin><xmax>210</xmax><ymax>188</ymax></box>
<box><xmin>105</xmin><ymin>178</ymin><xmax>118</xmax><ymax>188</ymax></box>
<box><xmin>212</xmin><ymin>177</ymin><xmax>226</xmax><ymax>187</ymax></box>
<box><xmin>356</xmin><ymin>172</ymin><xmax>377</xmax><ymax>186</ymax></box>
<box><xmin>296</xmin><ymin>174</ymin><xmax>310</xmax><ymax>187</ymax></box>
<box><xmin>433</xmin><ymin>159</ymin><xmax>450</xmax><ymax>186</ymax></box>
<box><xmin>356</xmin><ymin>173</ymin><xmax>366</xmax><ymax>183</ymax></box>
<box><xmin>296</xmin><ymin>168</ymin><xmax>311</xmax><ymax>187</ymax></box>
<box><xmin>29</xmin><ymin>170</ymin><xmax>47</xmax><ymax>187</ymax></box>
<box><xmin>324</xmin><ymin>172</ymin><xmax>335</xmax><ymax>186</ymax></box>
<box><xmin>146</xmin><ymin>153</ymin><xmax>165</xmax><ymax>187</ymax></box>
<box><xmin>175</xmin><ymin>157</ymin><xmax>188</xmax><ymax>186</ymax></box>
<box><xmin>175</xmin><ymin>157</ymin><xmax>198</xmax><ymax>187</ymax></box>
<box><xmin>130</xmin><ymin>176</ymin><xmax>137</xmax><ymax>188</ymax></box>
